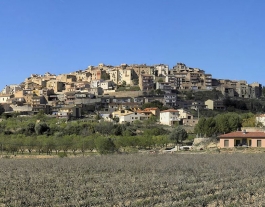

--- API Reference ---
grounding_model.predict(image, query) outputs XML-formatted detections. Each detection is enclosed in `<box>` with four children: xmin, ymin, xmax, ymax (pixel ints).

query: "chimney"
<box><xmin>243</xmin><ymin>129</ymin><xmax>246</xmax><ymax>134</ymax></box>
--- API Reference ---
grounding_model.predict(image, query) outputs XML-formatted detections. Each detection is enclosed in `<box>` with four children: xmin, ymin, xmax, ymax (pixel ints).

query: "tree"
<box><xmin>227</xmin><ymin>113</ymin><xmax>241</xmax><ymax>131</ymax></box>
<box><xmin>194</xmin><ymin>117</ymin><xmax>207</xmax><ymax>136</ymax></box>
<box><xmin>143</xmin><ymin>115</ymin><xmax>157</xmax><ymax>127</ymax></box>
<box><xmin>242</xmin><ymin>116</ymin><xmax>256</xmax><ymax>127</ymax></box>
<box><xmin>168</xmin><ymin>126</ymin><xmax>188</xmax><ymax>144</ymax></box>
<box><xmin>185</xmin><ymin>90</ymin><xmax>193</xmax><ymax>100</ymax></box>
<box><xmin>112</xmin><ymin>125</ymin><xmax>123</xmax><ymax>136</ymax></box>
<box><xmin>139</xmin><ymin>134</ymin><xmax>154</xmax><ymax>149</ymax></box>
<box><xmin>0</xmin><ymin>104</ymin><xmax>5</xmax><ymax>116</ymax></box>
<box><xmin>215</xmin><ymin>114</ymin><xmax>230</xmax><ymax>134</ymax></box>
<box><xmin>153</xmin><ymin>135</ymin><xmax>170</xmax><ymax>148</ymax></box>
<box><xmin>142</xmin><ymin>100</ymin><xmax>164</xmax><ymax>110</ymax></box>
<box><xmin>26</xmin><ymin>123</ymin><xmax>35</xmax><ymax>135</ymax></box>
<box><xmin>121</xmin><ymin>81</ymin><xmax>126</xmax><ymax>87</ymax></box>
<box><xmin>94</xmin><ymin>121</ymin><xmax>114</xmax><ymax>136</ymax></box>
<box><xmin>148</xmin><ymin>90</ymin><xmax>155</xmax><ymax>95</ymax></box>
<box><xmin>35</xmin><ymin>122</ymin><xmax>50</xmax><ymax>135</ymax></box>
<box><xmin>36</xmin><ymin>110</ymin><xmax>47</xmax><ymax>121</ymax></box>
<box><xmin>155</xmin><ymin>89</ymin><xmax>165</xmax><ymax>95</ymax></box>
<box><xmin>133</xmin><ymin>79</ymin><xmax>139</xmax><ymax>85</ymax></box>
<box><xmin>95</xmin><ymin>137</ymin><xmax>117</xmax><ymax>154</ymax></box>
<box><xmin>101</xmin><ymin>72</ymin><xmax>110</xmax><ymax>80</ymax></box>
<box><xmin>204</xmin><ymin>117</ymin><xmax>216</xmax><ymax>137</ymax></box>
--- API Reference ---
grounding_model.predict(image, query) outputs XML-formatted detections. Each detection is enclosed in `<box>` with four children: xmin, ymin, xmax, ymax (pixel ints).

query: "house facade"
<box><xmin>160</xmin><ymin>109</ymin><xmax>180</xmax><ymax>126</ymax></box>
<box><xmin>205</xmin><ymin>99</ymin><xmax>225</xmax><ymax>110</ymax></box>
<box><xmin>219</xmin><ymin>131</ymin><xmax>265</xmax><ymax>148</ymax></box>
<box><xmin>112</xmin><ymin>109</ymin><xmax>150</xmax><ymax>124</ymax></box>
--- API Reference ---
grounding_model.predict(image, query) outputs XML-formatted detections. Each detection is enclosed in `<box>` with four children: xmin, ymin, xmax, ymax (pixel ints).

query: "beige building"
<box><xmin>1</xmin><ymin>84</ymin><xmax>21</xmax><ymax>95</ymax></box>
<box><xmin>46</xmin><ymin>80</ymin><xmax>65</xmax><ymax>93</ymax></box>
<box><xmin>73</xmin><ymin>70</ymin><xmax>93</xmax><ymax>82</ymax></box>
<box><xmin>14</xmin><ymin>89</ymin><xmax>34</xmax><ymax>98</ymax></box>
<box><xmin>170</xmin><ymin>63</ymin><xmax>212</xmax><ymax>90</ymax></box>
<box><xmin>205</xmin><ymin>99</ymin><xmax>225</xmax><ymax>110</ymax></box>
<box><xmin>177</xmin><ymin>108</ymin><xmax>198</xmax><ymax>126</ymax></box>
<box><xmin>56</xmin><ymin>74</ymin><xmax>77</xmax><ymax>83</ymax></box>
<box><xmin>0</xmin><ymin>94</ymin><xmax>11</xmax><ymax>103</ymax></box>
<box><xmin>139</xmin><ymin>74</ymin><xmax>154</xmax><ymax>91</ymax></box>
<box><xmin>85</xmin><ymin>64</ymin><xmax>111</xmax><ymax>81</ymax></box>
<box><xmin>215</xmin><ymin>79</ymin><xmax>262</xmax><ymax>98</ymax></box>
<box><xmin>109</xmin><ymin>67</ymin><xmax>135</xmax><ymax>86</ymax></box>
<box><xmin>131</xmin><ymin>64</ymin><xmax>153</xmax><ymax>77</ymax></box>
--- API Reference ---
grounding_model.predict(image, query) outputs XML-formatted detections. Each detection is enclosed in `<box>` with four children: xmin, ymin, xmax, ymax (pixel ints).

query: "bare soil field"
<box><xmin>1</xmin><ymin>153</ymin><xmax>265</xmax><ymax>206</ymax></box>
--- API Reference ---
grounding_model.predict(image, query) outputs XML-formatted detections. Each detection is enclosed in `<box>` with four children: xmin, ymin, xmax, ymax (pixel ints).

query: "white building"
<box><xmin>160</xmin><ymin>109</ymin><xmax>180</xmax><ymax>126</ymax></box>
<box><xmin>154</xmin><ymin>64</ymin><xmax>169</xmax><ymax>76</ymax></box>
<box><xmin>90</xmin><ymin>79</ymin><xmax>103</xmax><ymax>88</ymax></box>
<box><xmin>100</xmin><ymin>80</ymin><xmax>115</xmax><ymax>90</ymax></box>
<box><xmin>112</xmin><ymin>110</ymin><xmax>150</xmax><ymax>124</ymax></box>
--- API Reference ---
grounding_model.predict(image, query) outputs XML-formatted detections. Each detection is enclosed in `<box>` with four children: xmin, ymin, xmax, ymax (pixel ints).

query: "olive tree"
<box><xmin>168</xmin><ymin>126</ymin><xmax>188</xmax><ymax>144</ymax></box>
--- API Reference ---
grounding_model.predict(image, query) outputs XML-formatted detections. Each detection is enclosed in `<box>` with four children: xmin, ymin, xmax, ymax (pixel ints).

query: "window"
<box><xmin>257</xmin><ymin>140</ymin><xmax>262</xmax><ymax>147</ymax></box>
<box><xmin>224</xmin><ymin>140</ymin><xmax>229</xmax><ymax>147</ymax></box>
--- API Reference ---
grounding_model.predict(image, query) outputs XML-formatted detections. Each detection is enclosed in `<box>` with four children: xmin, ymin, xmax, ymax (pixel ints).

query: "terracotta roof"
<box><xmin>160</xmin><ymin>109</ymin><xmax>179</xmax><ymax>113</ymax></box>
<box><xmin>219</xmin><ymin>131</ymin><xmax>265</xmax><ymax>138</ymax></box>
<box><xmin>136</xmin><ymin>110</ymin><xmax>152</xmax><ymax>114</ymax></box>
<box><xmin>144</xmin><ymin>107</ymin><xmax>158</xmax><ymax>110</ymax></box>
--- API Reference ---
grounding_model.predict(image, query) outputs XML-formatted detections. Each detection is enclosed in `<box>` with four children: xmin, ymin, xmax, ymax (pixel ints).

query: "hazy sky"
<box><xmin>1</xmin><ymin>0</ymin><xmax>265</xmax><ymax>89</ymax></box>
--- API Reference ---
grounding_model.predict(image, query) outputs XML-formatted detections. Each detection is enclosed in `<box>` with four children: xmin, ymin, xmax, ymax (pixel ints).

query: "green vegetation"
<box><xmin>142</xmin><ymin>100</ymin><xmax>169</xmax><ymax>110</ymax></box>
<box><xmin>116</xmin><ymin>86</ymin><xmax>140</xmax><ymax>91</ymax></box>
<box><xmin>168</xmin><ymin>126</ymin><xmax>188</xmax><ymax>144</ymax></box>
<box><xmin>194</xmin><ymin>112</ymin><xmax>257</xmax><ymax>137</ymax></box>
<box><xmin>0</xmin><ymin>113</ymin><xmax>187</xmax><ymax>155</ymax></box>
<box><xmin>0</xmin><ymin>103</ymin><xmax>262</xmax><ymax>156</ymax></box>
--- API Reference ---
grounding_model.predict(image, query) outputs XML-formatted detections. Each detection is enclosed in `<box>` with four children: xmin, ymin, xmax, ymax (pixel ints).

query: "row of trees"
<box><xmin>0</xmin><ymin>111</ymin><xmax>190</xmax><ymax>154</ymax></box>
<box><xmin>0</xmin><ymin>126</ymin><xmax>188</xmax><ymax>155</ymax></box>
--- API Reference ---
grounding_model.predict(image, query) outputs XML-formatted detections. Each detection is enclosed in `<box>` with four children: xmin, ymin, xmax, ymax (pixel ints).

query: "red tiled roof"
<box><xmin>144</xmin><ymin>107</ymin><xmax>158</xmax><ymax>110</ymax></box>
<box><xmin>160</xmin><ymin>109</ymin><xmax>179</xmax><ymax>113</ymax></box>
<box><xmin>219</xmin><ymin>131</ymin><xmax>265</xmax><ymax>138</ymax></box>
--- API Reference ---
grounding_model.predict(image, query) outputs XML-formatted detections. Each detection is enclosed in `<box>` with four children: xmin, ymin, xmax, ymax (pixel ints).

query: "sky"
<box><xmin>0</xmin><ymin>0</ymin><xmax>265</xmax><ymax>89</ymax></box>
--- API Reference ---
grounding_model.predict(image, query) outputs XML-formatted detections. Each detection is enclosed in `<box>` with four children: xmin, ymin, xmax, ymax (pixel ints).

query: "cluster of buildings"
<box><xmin>0</xmin><ymin>62</ymin><xmax>262</xmax><ymax>126</ymax></box>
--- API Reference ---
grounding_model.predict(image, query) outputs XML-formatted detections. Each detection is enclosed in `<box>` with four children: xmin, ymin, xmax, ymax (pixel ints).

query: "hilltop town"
<box><xmin>0</xmin><ymin>62</ymin><xmax>263</xmax><ymax>126</ymax></box>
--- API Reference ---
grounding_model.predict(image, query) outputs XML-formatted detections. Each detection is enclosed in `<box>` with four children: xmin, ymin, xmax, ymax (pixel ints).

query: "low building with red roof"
<box><xmin>219</xmin><ymin>130</ymin><xmax>265</xmax><ymax>148</ymax></box>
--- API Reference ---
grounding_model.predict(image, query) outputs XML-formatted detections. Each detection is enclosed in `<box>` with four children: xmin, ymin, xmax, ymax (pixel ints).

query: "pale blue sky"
<box><xmin>0</xmin><ymin>0</ymin><xmax>265</xmax><ymax>89</ymax></box>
